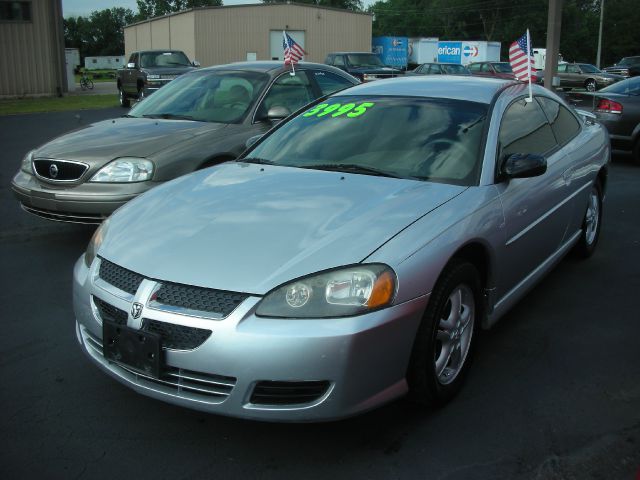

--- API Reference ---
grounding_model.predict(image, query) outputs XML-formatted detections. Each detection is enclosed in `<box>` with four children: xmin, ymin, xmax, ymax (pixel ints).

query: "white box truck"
<box><xmin>408</xmin><ymin>37</ymin><xmax>439</xmax><ymax>66</ymax></box>
<box><xmin>437</xmin><ymin>41</ymin><xmax>501</xmax><ymax>65</ymax></box>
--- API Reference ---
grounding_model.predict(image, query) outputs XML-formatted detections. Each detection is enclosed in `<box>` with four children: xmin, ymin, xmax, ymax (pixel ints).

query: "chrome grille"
<box><xmin>99</xmin><ymin>259</ymin><xmax>144</xmax><ymax>295</ymax></box>
<box><xmin>81</xmin><ymin>327</ymin><xmax>236</xmax><ymax>401</ymax></box>
<box><xmin>142</xmin><ymin>319</ymin><xmax>211</xmax><ymax>350</ymax></box>
<box><xmin>33</xmin><ymin>158</ymin><xmax>88</xmax><ymax>181</ymax></box>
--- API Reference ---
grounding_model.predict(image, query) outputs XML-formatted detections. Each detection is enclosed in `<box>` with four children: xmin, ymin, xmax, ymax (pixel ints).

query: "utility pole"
<box><xmin>596</xmin><ymin>0</ymin><xmax>605</xmax><ymax>68</ymax></box>
<box><xmin>544</xmin><ymin>0</ymin><xmax>564</xmax><ymax>90</ymax></box>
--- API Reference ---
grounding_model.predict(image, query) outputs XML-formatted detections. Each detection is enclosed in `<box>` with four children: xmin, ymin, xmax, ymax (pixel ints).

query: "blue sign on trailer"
<box><xmin>437</xmin><ymin>41</ymin><xmax>462</xmax><ymax>63</ymax></box>
<box><xmin>372</xmin><ymin>37</ymin><xmax>408</xmax><ymax>69</ymax></box>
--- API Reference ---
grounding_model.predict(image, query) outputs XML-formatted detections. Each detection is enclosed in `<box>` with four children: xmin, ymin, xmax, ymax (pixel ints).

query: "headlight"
<box><xmin>21</xmin><ymin>150</ymin><xmax>34</xmax><ymax>173</ymax></box>
<box><xmin>90</xmin><ymin>157</ymin><xmax>154</xmax><ymax>183</ymax></box>
<box><xmin>84</xmin><ymin>218</ymin><xmax>110</xmax><ymax>267</ymax></box>
<box><xmin>147</xmin><ymin>74</ymin><xmax>160</xmax><ymax>79</ymax></box>
<box><xmin>256</xmin><ymin>264</ymin><xmax>396</xmax><ymax>318</ymax></box>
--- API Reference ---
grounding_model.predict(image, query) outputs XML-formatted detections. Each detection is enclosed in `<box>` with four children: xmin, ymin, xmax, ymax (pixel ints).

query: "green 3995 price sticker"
<box><xmin>302</xmin><ymin>102</ymin><xmax>375</xmax><ymax>118</ymax></box>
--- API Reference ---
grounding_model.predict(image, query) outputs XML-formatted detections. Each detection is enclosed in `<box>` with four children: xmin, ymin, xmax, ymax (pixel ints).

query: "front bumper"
<box><xmin>11</xmin><ymin>171</ymin><xmax>156</xmax><ymax>224</ymax></box>
<box><xmin>73</xmin><ymin>256</ymin><xmax>429</xmax><ymax>422</ymax></box>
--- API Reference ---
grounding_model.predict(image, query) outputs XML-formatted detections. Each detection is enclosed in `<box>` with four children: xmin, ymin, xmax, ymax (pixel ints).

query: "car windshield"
<box><xmin>347</xmin><ymin>54</ymin><xmax>385</xmax><ymax>68</ymax></box>
<box><xmin>140</xmin><ymin>51</ymin><xmax>192</xmax><ymax>68</ymax></box>
<box><xmin>618</xmin><ymin>57</ymin><xmax>640</xmax><ymax>66</ymax></box>
<box><xmin>579</xmin><ymin>64</ymin><xmax>601</xmax><ymax>73</ymax></box>
<box><xmin>129</xmin><ymin>70</ymin><xmax>270</xmax><ymax>124</ymax></box>
<box><xmin>243</xmin><ymin>96</ymin><xmax>488</xmax><ymax>186</ymax></box>
<box><xmin>442</xmin><ymin>64</ymin><xmax>469</xmax><ymax>75</ymax></box>
<box><xmin>600</xmin><ymin>77</ymin><xmax>640</xmax><ymax>95</ymax></box>
<box><xmin>493</xmin><ymin>63</ymin><xmax>513</xmax><ymax>73</ymax></box>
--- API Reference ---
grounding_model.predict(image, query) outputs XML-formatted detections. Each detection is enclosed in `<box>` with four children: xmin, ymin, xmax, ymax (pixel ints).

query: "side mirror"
<box><xmin>501</xmin><ymin>153</ymin><xmax>547</xmax><ymax>179</ymax></box>
<box><xmin>192</xmin><ymin>60</ymin><xmax>201</xmax><ymax>67</ymax></box>
<box><xmin>266</xmin><ymin>106</ymin><xmax>291</xmax><ymax>122</ymax></box>
<box><xmin>245</xmin><ymin>134</ymin><xmax>262</xmax><ymax>149</ymax></box>
<box><xmin>127</xmin><ymin>62</ymin><xmax>136</xmax><ymax>69</ymax></box>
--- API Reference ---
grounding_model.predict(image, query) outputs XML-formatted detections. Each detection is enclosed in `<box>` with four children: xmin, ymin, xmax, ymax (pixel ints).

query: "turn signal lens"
<box><xmin>367</xmin><ymin>270</ymin><xmax>396</xmax><ymax>309</ymax></box>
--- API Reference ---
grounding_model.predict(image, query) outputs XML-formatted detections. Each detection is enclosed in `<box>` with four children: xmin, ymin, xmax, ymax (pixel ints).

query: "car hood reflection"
<box><xmin>100</xmin><ymin>162</ymin><xmax>466</xmax><ymax>294</ymax></box>
<box><xmin>35</xmin><ymin>117</ymin><xmax>226</xmax><ymax>163</ymax></box>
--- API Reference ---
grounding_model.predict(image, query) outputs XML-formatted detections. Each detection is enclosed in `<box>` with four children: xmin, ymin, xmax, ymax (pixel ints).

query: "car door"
<box><xmin>125</xmin><ymin>53</ymin><xmax>138</xmax><ymax>93</ymax></box>
<box><xmin>493</xmin><ymin>96</ymin><xmax>574</xmax><ymax>298</ymax></box>
<box><xmin>565</xmin><ymin>64</ymin><xmax>582</xmax><ymax>88</ymax></box>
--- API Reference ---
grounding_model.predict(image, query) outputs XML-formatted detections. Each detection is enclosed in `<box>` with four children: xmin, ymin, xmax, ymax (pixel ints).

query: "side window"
<box><xmin>468</xmin><ymin>63</ymin><xmax>481</xmax><ymax>72</ymax></box>
<box><xmin>428</xmin><ymin>65</ymin><xmax>442</xmax><ymax>75</ymax></box>
<box><xmin>333</xmin><ymin>55</ymin><xmax>346</xmax><ymax>67</ymax></box>
<box><xmin>128</xmin><ymin>53</ymin><xmax>136</xmax><ymax>65</ymax></box>
<box><xmin>481</xmin><ymin>63</ymin><xmax>492</xmax><ymax>73</ymax></box>
<box><xmin>498</xmin><ymin>98</ymin><xmax>557</xmax><ymax>159</ymax></box>
<box><xmin>257</xmin><ymin>72</ymin><xmax>315</xmax><ymax>120</ymax></box>
<box><xmin>536</xmin><ymin>97</ymin><xmax>581</xmax><ymax>146</ymax></box>
<box><xmin>557</xmin><ymin>64</ymin><xmax>567</xmax><ymax>73</ymax></box>
<box><xmin>567</xmin><ymin>64</ymin><xmax>580</xmax><ymax>74</ymax></box>
<box><xmin>312</xmin><ymin>71</ymin><xmax>355</xmax><ymax>95</ymax></box>
<box><xmin>325</xmin><ymin>55</ymin><xmax>334</xmax><ymax>65</ymax></box>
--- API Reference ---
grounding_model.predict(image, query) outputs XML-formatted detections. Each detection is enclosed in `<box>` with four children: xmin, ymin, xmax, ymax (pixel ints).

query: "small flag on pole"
<box><xmin>283</xmin><ymin>31</ymin><xmax>306</xmax><ymax>75</ymax></box>
<box><xmin>509</xmin><ymin>30</ymin><xmax>536</xmax><ymax>101</ymax></box>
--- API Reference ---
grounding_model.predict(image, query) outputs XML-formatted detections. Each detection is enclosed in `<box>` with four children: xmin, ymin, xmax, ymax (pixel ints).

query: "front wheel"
<box><xmin>407</xmin><ymin>260</ymin><xmax>482</xmax><ymax>407</ymax></box>
<box><xmin>585</xmin><ymin>79</ymin><xmax>597</xmax><ymax>92</ymax></box>
<box><xmin>573</xmin><ymin>181</ymin><xmax>603</xmax><ymax>258</ymax></box>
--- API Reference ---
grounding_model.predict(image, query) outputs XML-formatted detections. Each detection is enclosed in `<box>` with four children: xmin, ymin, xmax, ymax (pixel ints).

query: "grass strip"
<box><xmin>0</xmin><ymin>95</ymin><xmax>119</xmax><ymax>116</ymax></box>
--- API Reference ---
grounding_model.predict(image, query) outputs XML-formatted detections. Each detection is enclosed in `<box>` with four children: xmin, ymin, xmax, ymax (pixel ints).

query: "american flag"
<box><xmin>509</xmin><ymin>32</ymin><xmax>537</xmax><ymax>82</ymax></box>
<box><xmin>282</xmin><ymin>31</ymin><xmax>306</xmax><ymax>66</ymax></box>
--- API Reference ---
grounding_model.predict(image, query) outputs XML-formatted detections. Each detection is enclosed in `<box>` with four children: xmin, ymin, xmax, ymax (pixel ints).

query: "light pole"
<box><xmin>596</xmin><ymin>0</ymin><xmax>604</xmax><ymax>68</ymax></box>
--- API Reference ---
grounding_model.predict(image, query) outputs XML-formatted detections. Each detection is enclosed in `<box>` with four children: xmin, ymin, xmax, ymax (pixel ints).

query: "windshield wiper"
<box><xmin>302</xmin><ymin>163</ymin><xmax>401</xmax><ymax>178</ymax></box>
<box><xmin>240</xmin><ymin>157</ymin><xmax>278</xmax><ymax>165</ymax></box>
<box><xmin>121</xmin><ymin>114</ymin><xmax>136</xmax><ymax>118</ymax></box>
<box><xmin>142</xmin><ymin>113</ymin><xmax>198</xmax><ymax>121</ymax></box>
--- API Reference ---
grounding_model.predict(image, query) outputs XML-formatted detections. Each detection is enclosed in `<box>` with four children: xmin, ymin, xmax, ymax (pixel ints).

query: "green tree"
<box><xmin>261</xmin><ymin>0</ymin><xmax>363</xmax><ymax>12</ymax></box>
<box><xmin>65</xmin><ymin>8</ymin><xmax>134</xmax><ymax>58</ymax></box>
<box><xmin>136</xmin><ymin>0</ymin><xmax>223</xmax><ymax>19</ymax></box>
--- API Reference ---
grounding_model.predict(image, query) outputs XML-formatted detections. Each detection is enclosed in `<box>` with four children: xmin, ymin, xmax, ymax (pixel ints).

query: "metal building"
<box><xmin>0</xmin><ymin>0</ymin><xmax>66</xmax><ymax>98</ymax></box>
<box><xmin>124</xmin><ymin>3</ymin><xmax>372</xmax><ymax>66</ymax></box>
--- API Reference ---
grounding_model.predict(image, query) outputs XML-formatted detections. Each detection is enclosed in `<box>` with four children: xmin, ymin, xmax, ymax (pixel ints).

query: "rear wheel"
<box><xmin>118</xmin><ymin>87</ymin><xmax>130</xmax><ymax>108</ymax></box>
<box><xmin>585</xmin><ymin>79</ymin><xmax>597</xmax><ymax>92</ymax></box>
<box><xmin>574</xmin><ymin>180</ymin><xmax>603</xmax><ymax>258</ymax></box>
<box><xmin>407</xmin><ymin>260</ymin><xmax>482</xmax><ymax>406</ymax></box>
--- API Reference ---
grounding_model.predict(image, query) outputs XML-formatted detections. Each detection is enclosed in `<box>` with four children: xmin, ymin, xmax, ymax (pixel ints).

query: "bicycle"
<box><xmin>79</xmin><ymin>72</ymin><xmax>94</xmax><ymax>90</ymax></box>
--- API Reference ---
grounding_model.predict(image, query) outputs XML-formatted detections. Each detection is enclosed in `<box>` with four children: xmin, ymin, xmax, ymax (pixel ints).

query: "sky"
<box><xmin>62</xmin><ymin>0</ymin><xmax>262</xmax><ymax>17</ymax></box>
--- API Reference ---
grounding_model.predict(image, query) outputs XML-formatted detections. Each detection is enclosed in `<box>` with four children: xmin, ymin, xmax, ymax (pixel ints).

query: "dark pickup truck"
<box><xmin>117</xmin><ymin>50</ymin><xmax>199</xmax><ymax>107</ymax></box>
<box><xmin>325</xmin><ymin>52</ymin><xmax>403</xmax><ymax>82</ymax></box>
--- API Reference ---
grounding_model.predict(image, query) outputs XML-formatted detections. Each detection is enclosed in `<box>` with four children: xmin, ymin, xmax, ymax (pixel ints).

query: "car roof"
<box><xmin>198</xmin><ymin>61</ymin><xmax>345</xmax><ymax>74</ymax></box>
<box><xmin>332</xmin><ymin>75</ymin><xmax>516</xmax><ymax>104</ymax></box>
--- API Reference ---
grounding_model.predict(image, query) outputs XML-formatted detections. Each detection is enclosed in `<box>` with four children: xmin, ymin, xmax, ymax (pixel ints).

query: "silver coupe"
<box><xmin>73</xmin><ymin>76</ymin><xmax>609</xmax><ymax>421</ymax></box>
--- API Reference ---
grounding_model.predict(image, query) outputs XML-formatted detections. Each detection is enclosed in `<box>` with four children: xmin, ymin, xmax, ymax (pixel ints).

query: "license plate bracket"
<box><xmin>103</xmin><ymin>320</ymin><xmax>162</xmax><ymax>378</ymax></box>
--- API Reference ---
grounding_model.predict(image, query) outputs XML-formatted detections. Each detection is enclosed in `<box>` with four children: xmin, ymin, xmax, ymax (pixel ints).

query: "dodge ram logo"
<box><xmin>49</xmin><ymin>164</ymin><xmax>59</xmax><ymax>178</ymax></box>
<box><xmin>131</xmin><ymin>302</ymin><xmax>143</xmax><ymax>319</ymax></box>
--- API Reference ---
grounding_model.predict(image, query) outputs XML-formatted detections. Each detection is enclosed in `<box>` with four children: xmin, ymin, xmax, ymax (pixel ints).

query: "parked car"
<box><xmin>12</xmin><ymin>62</ymin><xmax>359</xmax><ymax>224</ymax></box>
<box><xmin>117</xmin><ymin>50</ymin><xmax>199</xmax><ymax>106</ymax></box>
<box><xmin>467</xmin><ymin>61</ymin><xmax>516</xmax><ymax>79</ymax></box>
<box><xmin>325</xmin><ymin>52</ymin><xmax>403</xmax><ymax>81</ymax></box>
<box><xmin>73</xmin><ymin>76</ymin><xmax>609</xmax><ymax>421</ymax></box>
<box><xmin>538</xmin><ymin>63</ymin><xmax>624</xmax><ymax>92</ymax></box>
<box><xmin>566</xmin><ymin>76</ymin><xmax>640</xmax><ymax>162</ymax></box>
<box><xmin>407</xmin><ymin>63</ymin><xmax>471</xmax><ymax>76</ymax></box>
<box><xmin>602</xmin><ymin>56</ymin><xmax>640</xmax><ymax>78</ymax></box>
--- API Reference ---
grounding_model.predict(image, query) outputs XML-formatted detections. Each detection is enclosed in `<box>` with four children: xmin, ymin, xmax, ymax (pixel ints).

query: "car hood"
<box><xmin>595</xmin><ymin>72</ymin><xmax>625</xmax><ymax>80</ymax></box>
<box><xmin>34</xmin><ymin>118</ymin><xmax>227</xmax><ymax>163</ymax></box>
<box><xmin>100</xmin><ymin>162</ymin><xmax>466</xmax><ymax>294</ymax></box>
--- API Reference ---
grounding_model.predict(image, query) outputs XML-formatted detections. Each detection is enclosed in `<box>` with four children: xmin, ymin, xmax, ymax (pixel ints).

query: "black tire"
<box><xmin>573</xmin><ymin>180</ymin><xmax>603</xmax><ymax>258</ymax></box>
<box><xmin>407</xmin><ymin>260</ymin><xmax>483</xmax><ymax>407</ymax></box>
<box><xmin>86</xmin><ymin>78</ymin><xmax>94</xmax><ymax>90</ymax></box>
<box><xmin>585</xmin><ymin>79</ymin><xmax>597</xmax><ymax>92</ymax></box>
<box><xmin>118</xmin><ymin>87</ymin><xmax>130</xmax><ymax>108</ymax></box>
